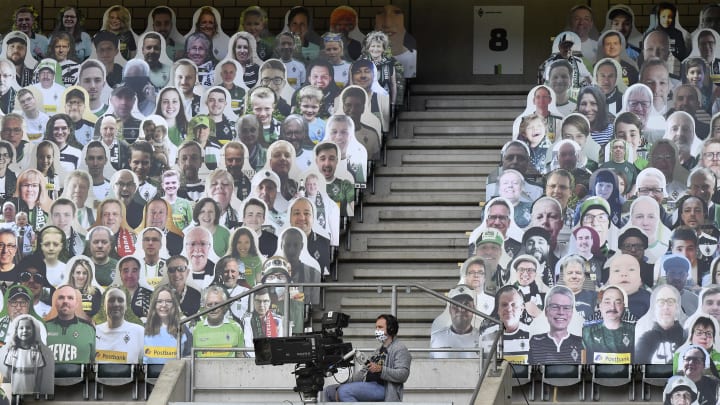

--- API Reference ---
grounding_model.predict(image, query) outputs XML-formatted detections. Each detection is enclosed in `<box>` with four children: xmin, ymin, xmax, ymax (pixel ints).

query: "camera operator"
<box><xmin>324</xmin><ymin>314</ymin><xmax>412</xmax><ymax>402</ymax></box>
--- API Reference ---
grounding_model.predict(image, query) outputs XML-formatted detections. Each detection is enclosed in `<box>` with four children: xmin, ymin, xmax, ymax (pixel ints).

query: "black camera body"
<box><xmin>253</xmin><ymin>333</ymin><xmax>353</xmax><ymax>370</ymax></box>
<box><xmin>252</xmin><ymin>312</ymin><xmax>354</xmax><ymax>403</ymax></box>
<box><xmin>253</xmin><ymin>311</ymin><xmax>352</xmax><ymax>368</ymax></box>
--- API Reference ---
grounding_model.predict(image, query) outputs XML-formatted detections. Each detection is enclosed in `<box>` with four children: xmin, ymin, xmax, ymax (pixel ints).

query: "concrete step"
<box><xmin>363</xmin><ymin>192</ymin><xmax>484</xmax><ymax>205</ymax></box>
<box><xmin>388</xmin><ymin>136</ymin><xmax>511</xmax><ymax>148</ymax></box>
<box><xmin>425</xmin><ymin>99</ymin><xmax>527</xmax><ymax>110</ymax></box>
<box><xmin>413</xmin><ymin>126</ymin><xmax>512</xmax><ymax>138</ymax></box>
<box><xmin>375</xmin><ymin>165</ymin><xmax>497</xmax><ymax>177</ymax></box>
<box><xmin>340</xmin><ymin>250</ymin><xmax>466</xmax><ymax>262</ymax></box>
<box><xmin>350</xmin><ymin>267</ymin><xmax>461</xmax><ymax>280</ymax></box>
<box><xmin>398</xmin><ymin>152</ymin><xmax>500</xmax><ymax>165</ymax></box>
<box><xmin>366</xmin><ymin>237</ymin><xmax>469</xmax><ymax>250</ymax></box>
<box><xmin>341</xmin><ymin>324</ymin><xmax>433</xmax><ymax>337</ymax></box>
<box><xmin>410</xmin><ymin>84</ymin><xmax>532</xmax><ymax>95</ymax></box>
<box><xmin>338</xmin><ymin>261</ymin><xmax>459</xmax><ymax>271</ymax></box>
<box><xmin>338</xmin><ymin>337</ymin><xmax>434</xmax><ymax>350</ymax></box>
<box><xmin>389</xmin><ymin>180</ymin><xmax>484</xmax><ymax>193</ymax></box>
<box><xmin>355</xmin><ymin>232</ymin><xmax>468</xmax><ymax>241</ymax></box>
<box><xmin>348</xmin><ymin>222</ymin><xmax>478</xmax><ymax>233</ymax></box>
<box><xmin>377</xmin><ymin>208</ymin><xmax>482</xmax><ymax>221</ymax></box>
<box><xmin>398</xmin><ymin>110</ymin><xmax>520</xmax><ymax>121</ymax></box>
<box><xmin>327</xmin><ymin>279</ymin><xmax>459</xmax><ymax>292</ymax></box>
<box><xmin>375</xmin><ymin>165</ymin><xmax>495</xmax><ymax>176</ymax></box>
<box><xmin>341</xmin><ymin>296</ymin><xmax>446</xmax><ymax>308</ymax></box>
<box><xmin>347</xmin><ymin>231</ymin><xmax>473</xmax><ymax>253</ymax></box>
<box><xmin>335</xmin><ymin>308</ymin><xmax>444</xmax><ymax>320</ymax></box>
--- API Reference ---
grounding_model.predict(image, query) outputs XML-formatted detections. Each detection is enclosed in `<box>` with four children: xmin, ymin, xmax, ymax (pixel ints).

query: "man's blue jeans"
<box><xmin>325</xmin><ymin>381</ymin><xmax>385</xmax><ymax>402</ymax></box>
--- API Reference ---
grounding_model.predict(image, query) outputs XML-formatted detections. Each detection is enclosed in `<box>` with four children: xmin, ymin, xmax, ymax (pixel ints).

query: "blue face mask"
<box><xmin>375</xmin><ymin>329</ymin><xmax>387</xmax><ymax>342</ymax></box>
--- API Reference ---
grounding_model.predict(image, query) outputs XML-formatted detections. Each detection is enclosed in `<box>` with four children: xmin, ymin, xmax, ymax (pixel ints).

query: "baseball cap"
<box><xmin>65</xmin><ymin>88</ymin><xmax>85</xmax><ymax>101</ymax></box>
<box><xmin>112</xmin><ymin>82</ymin><xmax>136</xmax><ymax>98</ymax></box>
<box><xmin>5</xmin><ymin>31</ymin><xmax>28</xmax><ymax>45</ymax></box>
<box><xmin>36</xmin><ymin>59</ymin><xmax>57</xmax><ymax>74</ymax></box>
<box><xmin>7</xmin><ymin>285</ymin><xmax>31</xmax><ymax>302</ymax></box>
<box><xmin>580</xmin><ymin>196</ymin><xmax>611</xmax><ymax>217</ymax></box>
<box><xmin>559</xmin><ymin>34</ymin><xmax>574</xmax><ymax>44</ymax></box>
<box><xmin>448</xmin><ymin>284</ymin><xmax>475</xmax><ymax>304</ymax></box>
<box><xmin>662</xmin><ymin>254</ymin><xmax>690</xmax><ymax>273</ymax></box>
<box><xmin>190</xmin><ymin>115</ymin><xmax>211</xmax><ymax>130</ymax></box>
<box><xmin>262</xmin><ymin>256</ymin><xmax>291</xmax><ymax>279</ymax></box>
<box><xmin>523</xmin><ymin>226</ymin><xmax>550</xmax><ymax>244</ymax></box>
<box><xmin>476</xmin><ymin>228</ymin><xmax>503</xmax><ymax>246</ymax></box>
<box><xmin>663</xmin><ymin>376</ymin><xmax>698</xmax><ymax>404</ymax></box>
<box><xmin>556</xmin><ymin>31</ymin><xmax>580</xmax><ymax>46</ymax></box>
<box><xmin>618</xmin><ymin>226</ymin><xmax>648</xmax><ymax>248</ymax></box>
<box><xmin>252</xmin><ymin>170</ymin><xmax>281</xmax><ymax>190</ymax></box>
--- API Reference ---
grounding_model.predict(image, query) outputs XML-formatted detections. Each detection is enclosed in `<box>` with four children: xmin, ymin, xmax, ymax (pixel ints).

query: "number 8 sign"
<box><xmin>473</xmin><ymin>6</ymin><xmax>524</xmax><ymax>74</ymax></box>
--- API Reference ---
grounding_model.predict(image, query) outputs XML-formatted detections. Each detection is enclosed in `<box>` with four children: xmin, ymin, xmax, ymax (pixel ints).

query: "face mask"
<box><xmin>375</xmin><ymin>329</ymin><xmax>387</xmax><ymax>342</ymax></box>
<box><xmin>266</xmin><ymin>278</ymin><xmax>286</xmax><ymax>296</ymax></box>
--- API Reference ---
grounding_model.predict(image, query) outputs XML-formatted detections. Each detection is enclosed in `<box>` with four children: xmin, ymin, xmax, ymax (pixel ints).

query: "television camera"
<box><xmin>254</xmin><ymin>311</ymin><xmax>355</xmax><ymax>403</ymax></box>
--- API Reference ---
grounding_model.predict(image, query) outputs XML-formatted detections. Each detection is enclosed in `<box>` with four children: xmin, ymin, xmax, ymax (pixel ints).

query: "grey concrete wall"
<box><xmin>177</xmin><ymin>357</ymin><xmax>505</xmax><ymax>403</ymax></box>
<box><xmin>147</xmin><ymin>360</ymin><xmax>188</xmax><ymax>405</ymax></box>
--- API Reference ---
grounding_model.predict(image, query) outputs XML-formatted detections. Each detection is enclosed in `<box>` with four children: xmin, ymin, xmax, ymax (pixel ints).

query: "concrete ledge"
<box><xmin>148</xmin><ymin>359</ymin><xmax>187</xmax><ymax>405</ymax></box>
<box><xmin>475</xmin><ymin>361</ymin><xmax>512</xmax><ymax>405</ymax></box>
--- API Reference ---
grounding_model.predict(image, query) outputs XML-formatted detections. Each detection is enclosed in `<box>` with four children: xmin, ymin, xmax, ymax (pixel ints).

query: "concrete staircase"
<box><xmin>322</xmin><ymin>85</ymin><xmax>530</xmax><ymax>350</ymax></box>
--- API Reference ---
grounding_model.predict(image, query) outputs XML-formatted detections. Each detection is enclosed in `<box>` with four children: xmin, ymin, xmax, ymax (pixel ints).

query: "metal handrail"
<box><xmin>178</xmin><ymin>282</ymin><xmax>503</xmax><ymax>403</ymax></box>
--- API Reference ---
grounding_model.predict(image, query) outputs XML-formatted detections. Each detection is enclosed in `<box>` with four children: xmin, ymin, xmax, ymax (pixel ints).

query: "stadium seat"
<box><xmin>94</xmin><ymin>363</ymin><xmax>138</xmax><ymax>400</ymax></box>
<box><xmin>589</xmin><ymin>364</ymin><xmax>634</xmax><ymax>401</ymax></box>
<box><xmin>143</xmin><ymin>364</ymin><xmax>165</xmax><ymax>400</ymax></box>
<box><xmin>540</xmin><ymin>364</ymin><xmax>583</xmax><ymax>401</ymax></box>
<box><xmin>641</xmin><ymin>364</ymin><xmax>673</xmax><ymax>400</ymax></box>
<box><xmin>509</xmin><ymin>363</ymin><xmax>535</xmax><ymax>400</ymax></box>
<box><xmin>54</xmin><ymin>363</ymin><xmax>89</xmax><ymax>400</ymax></box>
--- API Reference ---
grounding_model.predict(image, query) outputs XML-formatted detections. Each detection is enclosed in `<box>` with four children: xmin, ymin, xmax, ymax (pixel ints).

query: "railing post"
<box><xmin>391</xmin><ymin>285</ymin><xmax>398</xmax><ymax>316</ymax></box>
<box><xmin>283</xmin><ymin>283</ymin><xmax>291</xmax><ymax>335</ymax></box>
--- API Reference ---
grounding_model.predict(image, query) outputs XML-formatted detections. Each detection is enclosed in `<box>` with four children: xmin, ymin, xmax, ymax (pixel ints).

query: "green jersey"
<box><xmin>46</xmin><ymin>317</ymin><xmax>96</xmax><ymax>364</ymax></box>
<box><xmin>326</xmin><ymin>178</ymin><xmax>355</xmax><ymax>217</ymax></box>
<box><xmin>94</xmin><ymin>258</ymin><xmax>118</xmax><ymax>287</ymax></box>
<box><xmin>193</xmin><ymin>318</ymin><xmax>244</xmax><ymax>358</ymax></box>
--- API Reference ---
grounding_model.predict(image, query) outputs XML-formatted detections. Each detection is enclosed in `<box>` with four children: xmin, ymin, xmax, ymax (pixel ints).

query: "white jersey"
<box><xmin>95</xmin><ymin>320</ymin><xmax>145</xmax><ymax>364</ymax></box>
